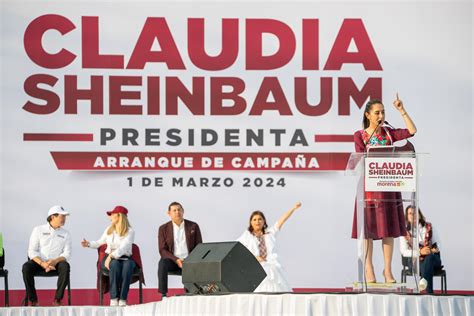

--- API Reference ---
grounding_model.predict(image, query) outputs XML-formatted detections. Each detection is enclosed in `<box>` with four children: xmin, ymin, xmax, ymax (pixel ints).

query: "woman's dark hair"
<box><xmin>247</xmin><ymin>211</ymin><xmax>268</xmax><ymax>234</ymax></box>
<box><xmin>362</xmin><ymin>99</ymin><xmax>383</xmax><ymax>129</ymax></box>
<box><xmin>405</xmin><ymin>205</ymin><xmax>426</xmax><ymax>231</ymax></box>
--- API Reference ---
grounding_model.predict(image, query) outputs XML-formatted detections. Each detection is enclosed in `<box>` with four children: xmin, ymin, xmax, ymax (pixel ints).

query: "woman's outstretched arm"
<box><xmin>276</xmin><ymin>202</ymin><xmax>302</xmax><ymax>230</ymax></box>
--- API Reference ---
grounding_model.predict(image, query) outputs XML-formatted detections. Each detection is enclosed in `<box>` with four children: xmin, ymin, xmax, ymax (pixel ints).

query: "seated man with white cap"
<box><xmin>22</xmin><ymin>205</ymin><xmax>72</xmax><ymax>306</ymax></box>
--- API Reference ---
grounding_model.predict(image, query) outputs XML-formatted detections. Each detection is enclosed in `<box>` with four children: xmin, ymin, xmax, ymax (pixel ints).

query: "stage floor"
<box><xmin>1</xmin><ymin>292</ymin><xmax>473</xmax><ymax>316</ymax></box>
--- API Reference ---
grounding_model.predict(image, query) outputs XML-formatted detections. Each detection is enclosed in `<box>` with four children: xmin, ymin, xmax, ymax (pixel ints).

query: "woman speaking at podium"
<box><xmin>351</xmin><ymin>94</ymin><xmax>417</xmax><ymax>283</ymax></box>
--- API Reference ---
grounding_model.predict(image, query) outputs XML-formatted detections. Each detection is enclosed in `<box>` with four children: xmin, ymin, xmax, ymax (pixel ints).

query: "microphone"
<box><xmin>384</xmin><ymin>120</ymin><xmax>395</xmax><ymax>129</ymax></box>
<box><xmin>365</xmin><ymin>120</ymin><xmax>383</xmax><ymax>146</ymax></box>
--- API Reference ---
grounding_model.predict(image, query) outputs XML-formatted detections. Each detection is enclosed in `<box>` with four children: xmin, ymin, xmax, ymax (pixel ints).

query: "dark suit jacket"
<box><xmin>158</xmin><ymin>220</ymin><xmax>202</xmax><ymax>262</ymax></box>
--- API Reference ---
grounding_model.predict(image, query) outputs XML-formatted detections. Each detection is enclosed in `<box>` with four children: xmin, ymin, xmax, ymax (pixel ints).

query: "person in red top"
<box><xmin>352</xmin><ymin>94</ymin><xmax>417</xmax><ymax>284</ymax></box>
<box><xmin>158</xmin><ymin>202</ymin><xmax>202</xmax><ymax>298</ymax></box>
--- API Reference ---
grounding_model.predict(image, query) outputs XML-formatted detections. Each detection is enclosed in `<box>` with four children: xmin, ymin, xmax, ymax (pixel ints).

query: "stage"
<box><xmin>1</xmin><ymin>292</ymin><xmax>473</xmax><ymax>316</ymax></box>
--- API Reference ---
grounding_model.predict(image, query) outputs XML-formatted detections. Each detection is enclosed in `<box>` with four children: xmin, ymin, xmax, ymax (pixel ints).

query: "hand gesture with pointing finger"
<box><xmin>393</xmin><ymin>93</ymin><xmax>405</xmax><ymax>113</ymax></box>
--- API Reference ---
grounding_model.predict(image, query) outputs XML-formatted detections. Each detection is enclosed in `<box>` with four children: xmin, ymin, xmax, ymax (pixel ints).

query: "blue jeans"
<box><xmin>102</xmin><ymin>257</ymin><xmax>136</xmax><ymax>300</ymax></box>
<box><xmin>420</xmin><ymin>253</ymin><xmax>442</xmax><ymax>294</ymax></box>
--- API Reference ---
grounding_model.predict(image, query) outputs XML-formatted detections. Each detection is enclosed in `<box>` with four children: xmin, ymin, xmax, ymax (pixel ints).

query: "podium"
<box><xmin>346</xmin><ymin>142</ymin><xmax>425</xmax><ymax>293</ymax></box>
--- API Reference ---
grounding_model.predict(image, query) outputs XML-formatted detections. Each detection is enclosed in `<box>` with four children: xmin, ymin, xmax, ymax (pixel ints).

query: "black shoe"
<box><xmin>53</xmin><ymin>299</ymin><xmax>62</xmax><ymax>306</ymax></box>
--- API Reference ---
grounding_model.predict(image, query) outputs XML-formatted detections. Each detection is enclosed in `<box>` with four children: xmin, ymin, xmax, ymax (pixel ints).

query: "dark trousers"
<box><xmin>158</xmin><ymin>258</ymin><xmax>181</xmax><ymax>295</ymax></box>
<box><xmin>102</xmin><ymin>257</ymin><xmax>136</xmax><ymax>300</ymax></box>
<box><xmin>22</xmin><ymin>260</ymin><xmax>70</xmax><ymax>302</ymax></box>
<box><xmin>420</xmin><ymin>253</ymin><xmax>442</xmax><ymax>294</ymax></box>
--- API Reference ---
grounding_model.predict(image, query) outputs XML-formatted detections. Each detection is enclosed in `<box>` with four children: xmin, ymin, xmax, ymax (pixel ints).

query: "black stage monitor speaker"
<box><xmin>182</xmin><ymin>241</ymin><xmax>266</xmax><ymax>294</ymax></box>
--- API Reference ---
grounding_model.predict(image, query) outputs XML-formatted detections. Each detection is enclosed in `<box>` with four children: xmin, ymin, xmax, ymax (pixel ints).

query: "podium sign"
<box><xmin>346</xmin><ymin>148</ymin><xmax>425</xmax><ymax>293</ymax></box>
<box><xmin>365</xmin><ymin>157</ymin><xmax>417</xmax><ymax>192</ymax></box>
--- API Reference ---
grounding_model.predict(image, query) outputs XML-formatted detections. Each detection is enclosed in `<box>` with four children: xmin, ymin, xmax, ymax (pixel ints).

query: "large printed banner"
<box><xmin>20</xmin><ymin>13</ymin><xmax>382</xmax><ymax>172</ymax></box>
<box><xmin>1</xmin><ymin>1</ymin><xmax>472</xmax><ymax>292</ymax></box>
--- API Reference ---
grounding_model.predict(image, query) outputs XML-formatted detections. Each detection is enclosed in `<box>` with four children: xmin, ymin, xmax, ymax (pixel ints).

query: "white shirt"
<box><xmin>237</xmin><ymin>222</ymin><xmax>280</xmax><ymax>264</ymax></box>
<box><xmin>173</xmin><ymin>221</ymin><xmax>188</xmax><ymax>259</ymax></box>
<box><xmin>28</xmin><ymin>224</ymin><xmax>72</xmax><ymax>262</ymax></box>
<box><xmin>400</xmin><ymin>223</ymin><xmax>441</xmax><ymax>257</ymax></box>
<box><xmin>89</xmin><ymin>227</ymin><xmax>134</xmax><ymax>258</ymax></box>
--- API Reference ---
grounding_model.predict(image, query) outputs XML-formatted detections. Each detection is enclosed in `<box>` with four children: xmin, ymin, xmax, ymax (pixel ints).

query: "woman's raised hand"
<box><xmin>277</xmin><ymin>202</ymin><xmax>302</xmax><ymax>230</ymax></box>
<box><xmin>394</xmin><ymin>92</ymin><xmax>417</xmax><ymax>134</ymax></box>
<box><xmin>393</xmin><ymin>93</ymin><xmax>405</xmax><ymax>112</ymax></box>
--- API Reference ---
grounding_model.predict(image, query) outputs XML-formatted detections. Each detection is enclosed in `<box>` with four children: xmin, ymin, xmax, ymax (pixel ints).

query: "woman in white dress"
<box><xmin>237</xmin><ymin>202</ymin><xmax>302</xmax><ymax>292</ymax></box>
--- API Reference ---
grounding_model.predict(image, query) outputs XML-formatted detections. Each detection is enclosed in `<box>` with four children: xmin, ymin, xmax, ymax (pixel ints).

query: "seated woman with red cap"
<box><xmin>81</xmin><ymin>206</ymin><xmax>135</xmax><ymax>306</ymax></box>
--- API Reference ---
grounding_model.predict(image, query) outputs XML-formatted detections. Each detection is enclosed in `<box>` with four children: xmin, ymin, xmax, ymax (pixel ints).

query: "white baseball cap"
<box><xmin>47</xmin><ymin>205</ymin><xmax>70</xmax><ymax>216</ymax></box>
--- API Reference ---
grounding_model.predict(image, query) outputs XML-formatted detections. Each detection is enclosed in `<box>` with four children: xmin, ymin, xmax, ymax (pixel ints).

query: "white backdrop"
<box><xmin>1</xmin><ymin>0</ymin><xmax>472</xmax><ymax>292</ymax></box>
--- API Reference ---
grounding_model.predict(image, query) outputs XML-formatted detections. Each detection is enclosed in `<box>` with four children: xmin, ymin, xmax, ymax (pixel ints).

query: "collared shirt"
<box><xmin>173</xmin><ymin>221</ymin><xmax>188</xmax><ymax>259</ymax></box>
<box><xmin>89</xmin><ymin>227</ymin><xmax>134</xmax><ymax>258</ymax></box>
<box><xmin>28</xmin><ymin>223</ymin><xmax>72</xmax><ymax>262</ymax></box>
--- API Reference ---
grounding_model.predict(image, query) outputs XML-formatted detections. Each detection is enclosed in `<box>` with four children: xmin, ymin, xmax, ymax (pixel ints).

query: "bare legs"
<box><xmin>365</xmin><ymin>237</ymin><xmax>395</xmax><ymax>283</ymax></box>
<box><xmin>382</xmin><ymin>237</ymin><xmax>395</xmax><ymax>282</ymax></box>
<box><xmin>364</xmin><ymin>239</ymin><xmax>376</xmax><ymax>282</ymax></box>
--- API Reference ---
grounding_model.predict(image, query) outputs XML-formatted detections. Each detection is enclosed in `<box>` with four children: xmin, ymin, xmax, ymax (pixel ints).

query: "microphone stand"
<box><xmin>365</xmin><ymin>120</ymin><xmax>383</xmax><ymax>146</ymax></box>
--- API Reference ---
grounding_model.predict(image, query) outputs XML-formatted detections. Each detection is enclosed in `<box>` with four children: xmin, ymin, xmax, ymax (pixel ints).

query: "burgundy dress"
<box><xmin>351</xmin><ymin>127</ymin><xmax>413</xmax><ymax>240</ymax></box>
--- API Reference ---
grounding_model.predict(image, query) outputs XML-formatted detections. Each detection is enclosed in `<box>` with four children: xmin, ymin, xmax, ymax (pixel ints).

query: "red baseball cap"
<box><xmin>107</xmin><ymin>206</ymin><xmax>128</xmax><ymax>216</ymax></box>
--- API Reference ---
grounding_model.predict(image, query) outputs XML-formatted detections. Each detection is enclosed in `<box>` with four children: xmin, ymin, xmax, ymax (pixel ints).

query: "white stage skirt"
<box><xmin>1</xmin><ymin>293</ymin><xmax>473</xmax><ymax>316</ymax></box>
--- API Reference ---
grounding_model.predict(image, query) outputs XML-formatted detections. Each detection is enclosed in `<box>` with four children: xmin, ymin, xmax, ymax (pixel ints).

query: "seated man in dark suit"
<box><xmin>158</xmin><ymin>201</ymin><xmax>202</xmax><ymax>298</ymax></box>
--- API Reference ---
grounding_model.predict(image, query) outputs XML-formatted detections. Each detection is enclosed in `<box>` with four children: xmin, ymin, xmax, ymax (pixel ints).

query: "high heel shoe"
<box><xmin>365</xmin><ymin>270</ymin><xmax>377</xmax><ymax>283</ymax></box>
<box><xmin>383</xmin><ymin>269</ymin><xmax>396</xmax><ymax>283</ymax></box>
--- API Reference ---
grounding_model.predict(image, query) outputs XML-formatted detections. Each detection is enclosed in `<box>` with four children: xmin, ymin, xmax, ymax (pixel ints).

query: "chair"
<box><xmin>22</xmin><ymin>259</ymin><xmax>72</xmax><ymax>306</ymax></box>
<box><xmin>401</xmin><ymin>256</ymin><xmax>447</xmax><ymax>294</ymax></box>
<box><xmin>98</xmin><ymin>244</ymin><xmax>144</xmax><ymax>305</ymax></box>
<box><xmin>0</xmin><ymin>248</ymin><xmax>9</xmax><ymax>307</ymax></box>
